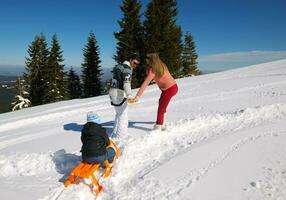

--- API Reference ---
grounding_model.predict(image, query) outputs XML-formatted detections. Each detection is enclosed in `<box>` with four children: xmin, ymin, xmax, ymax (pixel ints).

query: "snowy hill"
<box><xmin>0</xmin><ymin>59</ymin><xmax>286</xmax><ymax>200</ymax></box>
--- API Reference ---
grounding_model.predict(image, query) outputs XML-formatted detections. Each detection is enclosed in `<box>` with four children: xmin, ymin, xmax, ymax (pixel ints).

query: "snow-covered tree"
<box><xmin>10</xmin><ymin>95</ymin><xmax>32</xmax><ymax>111</ymax></box>
<box><xmin>10</xmin><ymin>77</ymin><xmax>31</xmax><ymax>111</ymax></box>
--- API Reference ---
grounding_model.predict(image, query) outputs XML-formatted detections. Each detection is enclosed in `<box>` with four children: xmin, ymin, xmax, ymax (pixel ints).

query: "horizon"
<box><xmin>1</xmin><ymin>56</ymin><xmax>286</xmax><ymax>78</ymax></box>
<box><xmin>0</xmin><ymin>0</ymin><xmax>286</xmax><ymax>73</ymax></box>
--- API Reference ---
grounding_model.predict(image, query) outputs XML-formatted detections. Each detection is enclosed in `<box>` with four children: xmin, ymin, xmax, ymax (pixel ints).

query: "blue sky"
<box><xmin>0</xmin><ymin>0</ymin><xmax>286</xmax><ymax>75</ymax></box>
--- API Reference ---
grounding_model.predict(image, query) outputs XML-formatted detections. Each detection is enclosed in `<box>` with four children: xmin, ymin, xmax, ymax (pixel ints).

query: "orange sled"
<box><xmin>64</xmin><ymin>139</ymin><xmax>120</xmax><ymax>196</ymax></box>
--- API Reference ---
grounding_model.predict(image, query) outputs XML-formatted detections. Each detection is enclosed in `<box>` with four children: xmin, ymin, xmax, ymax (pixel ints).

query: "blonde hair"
<box><xmin>146</xmin><ymin>53</ymin><xmax>167</xmax><ymax>78</ymax></box>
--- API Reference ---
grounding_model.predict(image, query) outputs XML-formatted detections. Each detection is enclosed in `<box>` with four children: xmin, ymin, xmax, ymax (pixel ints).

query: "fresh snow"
<box><xmin>0</xmin><ymin>59</ymin><xmax>286</xmax><ymax>200</ymax></box>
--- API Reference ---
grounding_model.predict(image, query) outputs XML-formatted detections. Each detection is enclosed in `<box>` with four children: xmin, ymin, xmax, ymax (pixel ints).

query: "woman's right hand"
<box><xmin>128</xmin><ymin>96</ymin><xmax>139</xmax><ymax>104</ymax></box>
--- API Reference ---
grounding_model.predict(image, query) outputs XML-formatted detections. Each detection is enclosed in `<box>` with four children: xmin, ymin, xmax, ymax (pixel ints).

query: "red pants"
<box><xmin>156</xmin><ymin>84</ymin><xmax>178</xmax><ymax>125</ymax></box>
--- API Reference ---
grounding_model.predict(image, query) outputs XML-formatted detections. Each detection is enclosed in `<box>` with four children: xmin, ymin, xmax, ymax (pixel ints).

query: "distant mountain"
<box><xmin>0</xmin><ymin>65</ymin><xmax>113</xmax><ymax>81</ymax></box>
<box><xmin>0</xmin><ymin>65</ymin><xmax>25</xmax><ymax>76</ymax></box>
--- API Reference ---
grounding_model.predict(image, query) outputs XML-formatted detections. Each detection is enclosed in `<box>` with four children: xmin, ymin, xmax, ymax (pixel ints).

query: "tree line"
<box><xmin>10</xmin><ymin>0</ymin><xmax>199</xmax><ymax>111</ymax></box>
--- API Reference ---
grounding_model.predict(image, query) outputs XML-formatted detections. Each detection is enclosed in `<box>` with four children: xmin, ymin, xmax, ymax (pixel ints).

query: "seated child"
<box><xmin>81</xmin><ymin>111</ymin><xmax>116</xmax><ymax>167</ymax></box>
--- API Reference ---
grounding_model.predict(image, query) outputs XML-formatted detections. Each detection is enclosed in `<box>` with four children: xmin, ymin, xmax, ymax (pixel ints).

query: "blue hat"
<box><xmin>87</xmin><ymin>111</ymin><xmax>101</xmax><ymax>124</ymax></box>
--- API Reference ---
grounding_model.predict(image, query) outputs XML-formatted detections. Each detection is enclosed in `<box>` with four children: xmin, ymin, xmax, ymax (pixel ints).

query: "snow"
<box><xmin>1</xmin><ymin>59</ymin><xmax>286</xmax><ymax>200</ymax></box>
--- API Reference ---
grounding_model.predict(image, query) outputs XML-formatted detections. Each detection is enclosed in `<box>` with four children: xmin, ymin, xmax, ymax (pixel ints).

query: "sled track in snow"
<box><xmin>135</xmin><ymin>103</ymin><xmax>286</xmax><ymax>179</ymax></box>
<box><xmin>96</xmin><ymin>103</ymin><xmax>286</xmax><ymax>199</ymax></box>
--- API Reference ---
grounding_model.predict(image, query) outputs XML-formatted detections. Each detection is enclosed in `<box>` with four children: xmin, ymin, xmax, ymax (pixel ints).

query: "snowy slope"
<box><xmin>0</xmin><ymin>59</ymin><xmax>286</xmax><ymax>200</ymax></box>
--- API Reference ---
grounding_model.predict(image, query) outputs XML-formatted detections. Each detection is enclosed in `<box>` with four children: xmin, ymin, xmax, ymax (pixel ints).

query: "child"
<box><xmin>81</xmin><ymin>111</ymin><xmax>116</xmax><ymax>167</ymax></box>
<box><xmin>109</xmin><ymin>53</ymin><xmax>140</xmax><ymax>140</ymax></box>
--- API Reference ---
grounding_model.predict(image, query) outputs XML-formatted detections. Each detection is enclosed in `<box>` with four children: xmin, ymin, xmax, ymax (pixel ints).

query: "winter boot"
<box><xmin>153</xmin><ymin>124</ymin><xmax>167</xmax><ymax>131</ymax></box>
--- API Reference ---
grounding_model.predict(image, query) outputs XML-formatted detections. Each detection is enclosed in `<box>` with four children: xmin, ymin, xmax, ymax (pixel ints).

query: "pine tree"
<box><xmin>81</xmin><ymin>32</ymin><xmax>102</xmax><ymax>97</ymax></box>
<box><xmin>44</xmin><ymin>34</ymin><xmax>65</xmax><ymax>103</ymax></box>
<box><xmin>182</xmin><ymin>32</ymin><xmax>200</xmax><ymax>76</ymax></box>
<box><xmin>144</xmin><ymin>0</ymin><xmax>182</xmax><ymax>77</ymax></box>
<box><xmin>10</xmin><ymin>77</ymin><xmax>31</xmax><ymax>111</ymax></box>
<box><xmin>114</xmin><ymin>0</ymin><xmax>146</xmax><ymax>88</ymax></box>
<box><xmin>24</xmin><ymin>34</ymin><xmax>49</xmax><ymax>106</ymax></box>
<box><xmin>67</xmin><ymin>67</ymin><xmax>82</xmax><ymax>99</ymax></box>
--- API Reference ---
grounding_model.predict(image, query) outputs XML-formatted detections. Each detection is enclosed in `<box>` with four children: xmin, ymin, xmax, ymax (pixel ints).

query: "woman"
<box><xmin>130</xmin><ymin>53</ymin><xmax>178</xmax><ymax>130</ymax></box>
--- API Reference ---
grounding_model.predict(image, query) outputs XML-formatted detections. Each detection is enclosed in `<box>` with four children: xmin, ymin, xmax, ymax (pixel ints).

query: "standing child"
<box><xmin>81</xmin><ymin>111</ymin><xmax>116</xmax><ymax>166</ymax></box>
<box><xmin>131</xmin><ymin>53</ymin><xmax>178</xmax><ymax>130</ymax></box>
<box><xmin>109</xmin><ymin>54</ymin><xmax>140</xmax><ymax>140</ymax></box>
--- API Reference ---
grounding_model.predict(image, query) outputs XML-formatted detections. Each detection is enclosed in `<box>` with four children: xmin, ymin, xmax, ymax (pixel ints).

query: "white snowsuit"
<box><xmin>109</xmin><ymin>61</ymin><xmax>132</xmax><ymax>141</ymax></box>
